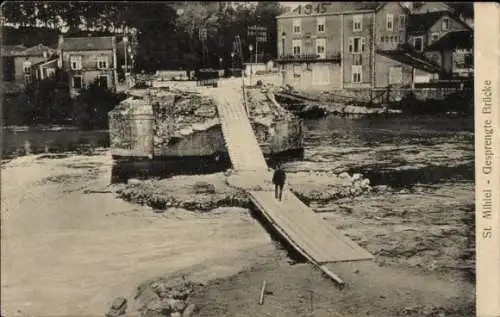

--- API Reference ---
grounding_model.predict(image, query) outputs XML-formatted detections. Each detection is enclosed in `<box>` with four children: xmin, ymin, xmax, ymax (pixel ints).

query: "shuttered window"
<box><xmin>349</xmin><ymin>37</ymin><xmax>365</xmax><ymax>53</ymax></box>
<box><xmin>316</xmin><ymin>38</ymin><xmax>326</xmax><ymax>58</ymax></box>
<box><xmin>352</xmin><ymin>65</ymin><xmax>362</xmax><ymax>83</ymax></box>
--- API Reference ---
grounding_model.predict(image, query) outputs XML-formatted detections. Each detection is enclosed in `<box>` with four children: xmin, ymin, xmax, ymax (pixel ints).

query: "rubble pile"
<box><xmin>116</xmin><ymin>171</ymin><xmax>373</xmax><ymax>213</ymax></box>
<box><xmin>116</xmin><ymin>174</ymin><xmax>250</xmax><ymax>212</ymax></box>
<box><xmin>136</xmin><ymin>276</ymin><xmax>199</xmax><ymax>317</ymax></box>
<box><xmin>151</xmin><ymin>90</ymin><xmax>219</xmax><ymax>149</ymax></box>
<box><xmin>289</xmin><ymin>171</ymin><xmax>372</xmax><ymax>203</ymax></box>
<box><xmin>275</xmin><ymin>87</ymin><xmax>403</xmax><ymax>116</ymax></box>
<box><xmin>107</xmin><ymin>276</ymin><xmax>200</xmax><ymax>317</ymax></box>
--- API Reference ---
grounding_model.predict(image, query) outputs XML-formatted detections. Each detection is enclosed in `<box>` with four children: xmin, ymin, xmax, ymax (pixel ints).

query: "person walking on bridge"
<box><xmin>272</xmin><ymin>162</ymin><xmax>286</xmax><ymax>202</ymax></box>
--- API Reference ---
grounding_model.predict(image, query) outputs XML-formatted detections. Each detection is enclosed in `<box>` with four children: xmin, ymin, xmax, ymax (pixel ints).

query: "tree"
<box><xmin>72</xmin><ymin>80</ymin><xmax>126</xmax><ymax>129</ymax></box>
<box><xmin>1</xmin><ymin>1</ymin><xmax>23</xmax><ymax>26</ymax></box>
<box><xmin>22</xmin><ymin>71</ymin><xmax>72</xmax><ymax>125</ymax></box>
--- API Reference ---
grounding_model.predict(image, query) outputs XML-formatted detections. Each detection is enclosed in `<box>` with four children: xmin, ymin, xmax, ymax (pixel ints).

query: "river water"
<box><xmin>1</xmin><ymin>114</ymin><xmax>475</xmax><ymax>317</ymax></box>
<box><xmin>2</xmin><ymin>114</ymin><xmax>474</xmax><ymax>186</ymax></box>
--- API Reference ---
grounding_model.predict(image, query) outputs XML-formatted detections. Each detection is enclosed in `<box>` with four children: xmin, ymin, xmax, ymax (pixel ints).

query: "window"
<box><xmin>316</xmin><ymin>38</ymin><xmax>326</xmax><ymax>58</ymax></box>
<box><xmin>464</xmin><ymin>54</ymin><xmax>473</xmax><ymax>68</ymax></box>
<box><xmin>73</xmin><ymin>75</ymin><xmax>83</xmax><ymax>89</ymax></box>
<box><xmin>414</xmin><ymin>36</ymin><xmax>423</xmax><ymax>52</ymax></box>
<box><xmin>431</xmin><ymin>33</ymin><xmax>439</xmax><ymax>42</ymax></box>
<box><xmin>386</xmin><ymin>14</ymin><xmax>394</xmax><ymax>31</ymax></box>
<box><xmin>352</xmin><ymin>65</ymin><xmax>362</xmax><ymax>83</ymax></box>
<box><xmin>381</xmin><ymin>36</ymin><xmax>385</xmax><ymax>43</ymax></box>
<box><xmin>97</xmin><ymin>56</ymin><xmax>108</xmax><ymax>69</ymax></box>
<box><xmin>293</xmin><ymin>19</ymin><xmax>301</xmax><ymax>34</ymax></box>
<box><xmin>317</xmin><ymin>17</ymin><xmax>325</xmax><ymax>33</ymax></box>
<box><xmin>304</xmin><ymin>38</ymin><xmax>313</xmax><ymax>55</ymax></box>
<box><xmin>70</xmin><ymin>55</ymin><xmax>82</xmax><ymax>70</ymax></box>
<box><xmin>23</xmin><ymin>61</ymin><xmax>32</xmax><ymax>73</ymax></box>
<box><xmin>442</xmin><ymin>18</ymin><xmax>449</xmax><ymax>31</ymax></box>
<box><xmin>46</xmin><ymin>68</ymin><xmax>56</xmax><ymax>77</ymax></box>
<box><xmin>349</xmin><ymin>37</ymin><xmax>365</xmax><ymax>53</ymax></box>
<box><xmin>353</xmin><ymin>15</ymin><xmax>362</xmax><ymax>32</ymax></box>
<box><xmin>98</xmin><ymin>75</ymin><xmax>108</xmax><ymax>88</ymax></box>
<box><xmin>292</xmin><ymin>39</ymin><xmax>302</xmax><ymax>55</ymax></box>
<box><xmin>454</xmin><ymin>49</ymin><xmax>473</xmax><ymax>69</ymax></box>
<box><xmin>353</xmin><ymin>54</ymin><xmax>362</xmax><ymax>65</ymax></box>
<box><xmin>399</xmin><ymin>15</ymin><xmax>406</xmax><ymax>29</ymax></box>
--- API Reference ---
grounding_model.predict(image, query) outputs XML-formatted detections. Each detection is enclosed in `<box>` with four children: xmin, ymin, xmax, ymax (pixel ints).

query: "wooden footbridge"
<box><xmin>201</xmin><ymin>82</ymin><xmax>373</xmax><ymax>287</ymax></box>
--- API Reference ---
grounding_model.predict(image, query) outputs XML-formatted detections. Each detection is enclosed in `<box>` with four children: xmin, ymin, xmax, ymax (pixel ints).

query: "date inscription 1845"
<box><xmin>293</xmin><ymin>3</ymin><xmax>331</xmax><ymax>15</ymax></box>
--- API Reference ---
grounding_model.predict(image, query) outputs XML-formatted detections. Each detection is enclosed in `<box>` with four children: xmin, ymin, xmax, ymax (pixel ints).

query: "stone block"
<box><xmin>182</xmin><ymin>304</ymin><xmax>197</xmax><ymax>317</ymax></box>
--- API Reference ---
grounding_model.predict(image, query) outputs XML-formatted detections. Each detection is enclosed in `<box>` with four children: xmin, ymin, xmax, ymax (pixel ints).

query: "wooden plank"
<box><xmin>250</xmin><ymin>191</ymin><xmax>373</xmax><ymax>263</ymax></box>
<box><xmin>249</xmin><ymin>193</ymin><xmax>346</xmax><ymax>288</ymax></box>
<box><xmin>253</xmin><ymin>191</ymin><xmax>343</xmax><ymax>261</ymax></box>
<box><xmin>281</xmin><ymin>193</ymin><xmax>351</xmax><ymax>251</ymax></box>
<box><xmin>319</xmin><ymin>265</ymin><xmax>345</xmax><ymax>289</ymax></box>
<box><xmin>251</xmin><ymin>191</ymin><xmax>355</xmax><ymax>262</ymax></box>
<box><xmin>252</xmin><ymin>194</ymin><xmax>325</xmax><ymax>258</ymax></box>
<box><xmin>258</xmin><ymin>280</ymin><xmax>267</xmax><ymax>305</ymax></box>
<box><xmin>250</xmin><ymin>191</ymin><xmax>332</xmax><ymax>261</ymax></box>
<box><xmin>281</xmin><ymin>193</ymin><xmax>373</xmax><ymax>260</ymax></box>
<box><xmin>251</xmin><ymin>191</ymin><xmax>352</xmax><ymax>262</ymax></box>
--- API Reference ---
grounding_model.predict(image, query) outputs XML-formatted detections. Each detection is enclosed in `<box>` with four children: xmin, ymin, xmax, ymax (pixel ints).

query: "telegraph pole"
<box><xmin>235</xmin><ymin>35</ymin><xmax>248</xmax><ymax>115</ymax></box>
<box><xmin>248</xmin><ymin>26</ymin><xmax>267</xmax><ymax>64</ymax></box>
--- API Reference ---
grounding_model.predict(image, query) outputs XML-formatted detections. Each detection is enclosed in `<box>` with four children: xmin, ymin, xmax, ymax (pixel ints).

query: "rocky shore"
<box><xmin>111</xmin><ymin>166</ymin><xmax>474</xmax><ymax>317</ymax></box>
<box><xmin>1</xmin><ymin>149</ymin><xmax>474</xmax><ymax>317</ymax></box>
<box><xmin>116</xmin><ymin>171</ymin><xmax>373</xmax><ymax>213</ymax></box>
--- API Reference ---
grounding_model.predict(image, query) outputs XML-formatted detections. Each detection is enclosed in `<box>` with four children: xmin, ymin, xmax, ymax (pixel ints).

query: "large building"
<box><xmin>275</xmin><ymin>2</ymin><xmax>470</xmax><ymax>91</ymax></box>
<box><xmin>58</xmin><ymin>35</ymin><xmax>119</xmax><ymax>97</ymax></box>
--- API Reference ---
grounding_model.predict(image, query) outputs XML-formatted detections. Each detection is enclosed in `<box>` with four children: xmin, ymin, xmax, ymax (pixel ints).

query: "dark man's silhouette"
<box><xmin>272</xmin><ymin>162</ymin><xmax>286</xmax><ymax>201</ymax></box>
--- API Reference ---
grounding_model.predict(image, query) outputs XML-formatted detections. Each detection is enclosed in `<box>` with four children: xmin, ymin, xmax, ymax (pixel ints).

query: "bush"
<box><xmin>72</xmin><ymin>80</ymin><xmax>127</xmax><ymax>129</ymax></box>
<box><xmin>4</xmin><ymin>73</ymin><xmax>73</xmax><ymax>126</ymax></box>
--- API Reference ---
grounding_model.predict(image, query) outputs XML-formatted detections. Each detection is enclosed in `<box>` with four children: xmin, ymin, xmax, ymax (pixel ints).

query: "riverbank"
<box><xmin>114</xmin><ymin>168</ymin><xmax>474</xmax><ymax>317</ymax></box>
<box><xmin>1</xmin><ymin>113</ymin><xmax>474</xmax><ymax>317</ymax></box>
<box><xmin>1</xmin><ymin>152</ymin><xmax>276</xmax><ymax>317</ymax></box>
<box><xmin>1</xmin><ymin>149</ymin><xmax>475</xmax><ymax>317</ymax></box>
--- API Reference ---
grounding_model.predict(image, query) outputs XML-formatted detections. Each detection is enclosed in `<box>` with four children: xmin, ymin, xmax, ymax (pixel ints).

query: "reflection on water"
<box><xmin>2</xmin><ymin>128</ymin><xmax>109</xmax><ymax>160</ymax></box>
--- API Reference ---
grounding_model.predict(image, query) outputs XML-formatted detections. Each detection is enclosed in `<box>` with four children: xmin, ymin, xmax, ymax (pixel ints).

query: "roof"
<box><xmin>21</xmin><ymin>44</ymin><xmax>56</xmax><ymax>56</ymax></box>
<box><xmin>410</xmin><ymin>2</ymin><xmax>453</xmax><ymax>15</ymax></box>
<box><xmin>31</xmin><ymin>58</ymin><xmax>58</xmax><ymax>68</ymax></box>
<box><xmin>407</xmin><ymin>11</ymin><xmax>450</xmax><ymax>34</ymax></box>
<box><xmin>61</xmin><ymin>36</ymin><xmax>116</xmax><ymax>51</ymax></box>
<box><xmin>1</xmin><ymin>45</ymin><xmax>27</xmax><ymax>56</ymax></box>
<box><xmin>277</xmin><ymin>2</ymin><xmax>384</xmax><ymax>19</ymax></box>
<box><xmin>407</xmin><ymin>11</ymin><xmax>472</xmax><ymax>34</ymax></box>
<box><xmin>426</xmin><ymin>30</ymin><xmax>473</xmax><ymax>51</ymax></box>
<box><xmin>1</xmin><ymin>44</ymin><xmax>55</xmax><ymax>57</ymax></box>
<box><xmin>377</xmin><ymin>48</ymin><xmax>442</xmax><ymax>73</ymax></box>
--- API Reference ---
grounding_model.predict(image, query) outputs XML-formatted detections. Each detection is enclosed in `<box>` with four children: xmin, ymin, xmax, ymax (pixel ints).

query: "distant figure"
<box><xmin>272</xmin><ymin>162</ymin><xmax>286</xmax><ymax>201</ymax></box>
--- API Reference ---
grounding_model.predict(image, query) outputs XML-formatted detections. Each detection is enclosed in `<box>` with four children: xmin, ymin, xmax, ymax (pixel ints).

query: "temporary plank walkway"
<box><xmin>207</xmin><ymin>85</ymin><xmax>268</xmax><ymax>171</ymax></box>
<box><xmin>249</xmin><ymin>190</ymin><xmax>374</xmax><ymax>264</ymax></box>
<box><xmin>201</xmin><ymin>82</ymin><xmax>374</xmax><ymax>285</ymax></box>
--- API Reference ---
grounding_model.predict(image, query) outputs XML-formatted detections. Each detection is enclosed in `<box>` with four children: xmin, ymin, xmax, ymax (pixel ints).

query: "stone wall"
<box><xmin>109</xmin><ymin>87</ymin><xmax>304</xmax><ymax>160</ymax></box>
<box><xmin>109</xmin><ymin>98</ymin><xmax>154</xmax><ymax>158</ymax></box>
<box><xmin>297</xmin><ymin>87</ymin><xmax>470</xmax><ymax>104</ymax></box>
